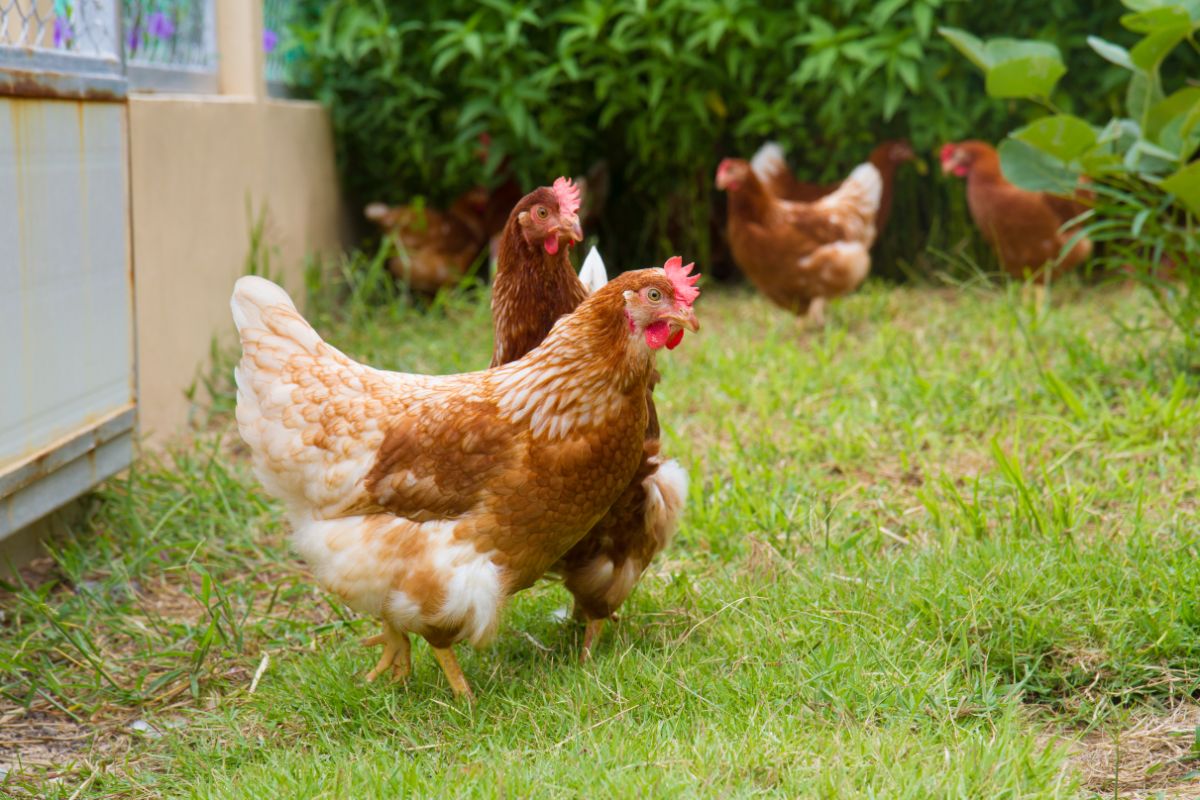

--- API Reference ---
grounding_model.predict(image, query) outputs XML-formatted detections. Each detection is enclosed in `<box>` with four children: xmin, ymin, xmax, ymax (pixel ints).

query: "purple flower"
<box><xmin>147</xmin><ymin>11</ymin><xmax>175</xmax><ymax>40</ymax></box>
<box><xmin>53</xmin><ymin>16</ymin><xmax>74</xmax><ymax>49</ymax></box>
<box><xmin>263</xmin><ymin>28</ymin><xmax>279</xmax><ymax>53</ymax></box>
<box><xmin>126</xmin><ymin>23</ymin><xmax>143</xmax><ymax>53</ymax></box>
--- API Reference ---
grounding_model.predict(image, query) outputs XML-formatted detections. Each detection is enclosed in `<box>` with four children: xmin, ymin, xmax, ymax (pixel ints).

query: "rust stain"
<box><xmin>0</xmin><ymin>72</ymin><xmax>123</xmax><ymax>103</ymax></box>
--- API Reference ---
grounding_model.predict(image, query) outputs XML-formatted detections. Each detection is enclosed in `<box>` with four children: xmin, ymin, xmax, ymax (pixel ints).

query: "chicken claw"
<box><xmin>432</xmin><ymin>647</ymin><xmax>474</xmax><ymax>701</ymax></box>
<box><xmin>363</xmin><ymin>624</ymin><xmax>411</xmax><ymax>683</ymax></box>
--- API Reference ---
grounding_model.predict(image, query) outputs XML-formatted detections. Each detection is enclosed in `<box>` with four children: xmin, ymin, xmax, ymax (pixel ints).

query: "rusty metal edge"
<box><xmin>0</xmin><ymin>405</ymin><xmax>136</xmax><ymax>501</ymax></box>
<box><xmin>0</xmin><ymin>66</ymin><xmax>126</xmax><ymax>101</ymax></box>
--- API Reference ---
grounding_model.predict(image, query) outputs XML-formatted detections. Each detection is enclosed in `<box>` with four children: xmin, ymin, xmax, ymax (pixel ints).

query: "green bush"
<box><xmin>288</xmin><ymin>0</ymin><xmax>1142</xmax><ymax>274</ymax></box>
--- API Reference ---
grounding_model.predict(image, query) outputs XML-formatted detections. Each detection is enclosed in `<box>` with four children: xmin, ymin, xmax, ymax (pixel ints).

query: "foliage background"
<box><xmin>284</xmin><ymin>0</ymin><xmax>1181</xmax><ymax>277</ymax></box>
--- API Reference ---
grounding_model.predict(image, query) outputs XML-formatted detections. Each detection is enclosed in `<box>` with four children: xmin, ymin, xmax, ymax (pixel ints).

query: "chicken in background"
<box><xmin>490</xmin><ymin>178</ymin><xmax>692</xmax><ymax>659</ymax></box>
<box><xmin>364</xmin><ymin>189</ymin><xmax>489</xmax><ymax>293</ymax></box>
<box><xmin>752</xmin><ymin>139</ymin><xmax>915</xmax><ymax>238</ymax></box>
<box><xmin>366</xmin><ymin>132</ymin><xmax>523</xmax><ymax>292</ymax></box>
<box><xmin>941</xmin><ymin>140</ymin><xmax>1092</xmax><ymax>282</ymax></box>
<box><xmin>716</xmin><ymin>157</ymin><xmax>882</xmax><ymax>326</ymax></box>
<box><xmin>230</xmin><ymin>262</ymin><xmax>700</xmax><ymax>699</ymax></box>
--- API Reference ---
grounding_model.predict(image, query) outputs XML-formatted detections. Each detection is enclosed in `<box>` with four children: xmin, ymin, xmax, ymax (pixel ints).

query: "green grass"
<box><xmin>3</xmin><ymin>269</ymin><xmax>1200</xmax><ymax>798</ymax></box>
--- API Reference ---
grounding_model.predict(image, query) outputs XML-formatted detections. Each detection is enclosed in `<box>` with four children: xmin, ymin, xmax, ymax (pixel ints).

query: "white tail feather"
<box><xmin>578</xmin><ymin>246</ymin><xmax>609</xmax><ymax>293</ymax></box>
<box><xmin>820</xmin><ymin>162</ymin><xmax>883</xmax><ymax>216</ymax></box>
<box><xmin>751</xmin><ymin>141</ymin><xmax>788</xmax><ymax>184</ymax></box>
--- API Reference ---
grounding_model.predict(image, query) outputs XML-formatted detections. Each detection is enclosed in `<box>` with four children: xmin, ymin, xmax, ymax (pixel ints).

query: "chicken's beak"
<box><xmin>561</xmin><ymin>217</ymin><xmax>584</xmax><ymax>244</ymax></box>
<box><xmin>666</xmin><ymin>307</ymin><xmax>699</xmax><ymax>333</ymax></box>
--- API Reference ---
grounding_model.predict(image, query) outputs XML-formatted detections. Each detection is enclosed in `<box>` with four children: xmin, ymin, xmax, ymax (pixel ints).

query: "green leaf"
<box><xmin>1130</xmin><ymin>23</ymin><xmax>1190</xmax><ymax>71</ymax></box>
<box><xmin>1087</xmin><ymin>36</ymin><xmax>1138</xmax><ymax>71</ymax></box>
<box><xmin>998</xmin><ymin>137</ymin><xmax>1081</xmax><ymax>193</ymax></box>
<box><xmin>1147</xmin><ymin>88</ymin><xmax>1200</xmax><ymax>156</ymax></box>
<box><xmin>938</xmin><ymin>26</ymin><xmax>990</xmax><ymax>71</ymax></box>
<box><xmin>1012</xmin><ymin>115</ymin><xmax>1098</xmax><ymax>163</ymax></box>
<box><xmin>1160</xmin><ymin>161</ymin><xmax>1200</xmax><ymax>215</ymax></box>
<box><xmin>984</xmin><ymin>40</ymin><xmax>1067</xmax><ymax>99</ymax></box>
<box><xmin>1127</xmin><ymin>71</ymin><xmax>1165</xmax><ymax>124</ymax></box>
<box><xmin>1120</xmin><ymin>4</ymin><xmax>1192</xmax><ymax>33</ymax></box>
<box><xmin>913</xmin><ymin>2</ymin><xmax>933</xmax><ymax>39</ymax></box>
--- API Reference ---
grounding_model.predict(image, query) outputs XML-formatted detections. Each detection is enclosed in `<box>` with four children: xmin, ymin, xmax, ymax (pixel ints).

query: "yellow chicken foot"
<box><xmin>432</xmin><ymin>647</ymin><xmax>474</xmax><ymax>701</ymax></box>
<box><xmin>362</xmin><ymin>624</ymin><xmax>411</xmax><ymax>683</ymax></box>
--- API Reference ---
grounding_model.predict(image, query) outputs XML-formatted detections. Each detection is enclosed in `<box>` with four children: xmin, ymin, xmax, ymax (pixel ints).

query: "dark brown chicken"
<box><xmin>490</xmin><ymin>178</ymin><xmax>692</xmax><ymax>659</ymax></box>
<box><xmin>941</xmin><ymin>140</ymin><xmax>1092</xmax><ymax>281</ymax></box>
<box><xmin>752</xmin><ymin>140</ymin><xmax>915</xmax><ymax>237</ymax></box>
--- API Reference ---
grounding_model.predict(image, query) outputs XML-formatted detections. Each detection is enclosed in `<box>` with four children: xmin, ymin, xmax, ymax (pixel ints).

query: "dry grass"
<box><xmin>1059</xmin><ymin>704</ymin><xmax>1200</xmax><ymax>798</ymax></box>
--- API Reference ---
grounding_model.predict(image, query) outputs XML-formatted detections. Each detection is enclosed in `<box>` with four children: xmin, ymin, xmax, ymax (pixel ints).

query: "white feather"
<box><xmin>751</xmin><ymin>141</ymin><xmax>789</xmax><ymax>184</ymax></box>
<box><xmin>578</xmin><ymin>246</ymin><xmax>609</xmax><ymax>293</ymax></box>
<box><xmin>818</xmin><ymin>162</ymin><xmax>883</xmax><ymax>217</ymax></box>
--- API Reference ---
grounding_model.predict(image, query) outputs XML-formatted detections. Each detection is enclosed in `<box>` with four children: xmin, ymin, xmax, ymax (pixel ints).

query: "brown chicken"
<box><xmin>716</xmin><ymin>157</ymin><xmax>882</xmax><ymax>325</ymax></box>
<box><xmin>230</xmin><ymin>263</ymin><xmax>699</xmax><ymax>699</ymax></box>
<box><xmin>941</xmin><ymin>140</ymin><xmax>1092</xmax><ymax>281</ymax></box>
<box><xmin>364</xmin><ymin>189</ymin><xmax>490</xmax><ymax>293</ymax></box>
<box><xmin>751</xmin><ymin>140</ymin><xmax>915</xmax><ymax>236</ymax></box>
<box><xmin>490</xmin><ymin>178</ymin><xmax>693</xmax><ymax>659</ymax></box>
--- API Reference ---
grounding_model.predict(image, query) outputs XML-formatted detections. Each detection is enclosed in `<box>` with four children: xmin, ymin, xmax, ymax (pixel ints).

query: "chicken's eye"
<box><xmin>535</xmin><ymin>207</ymin><xmax>549</xmax><ymax>220</ymax></box>
<box><xmin>647</xmin><ymin>288</ymin><xmax>663</xmax><ymax>302</ymax></box>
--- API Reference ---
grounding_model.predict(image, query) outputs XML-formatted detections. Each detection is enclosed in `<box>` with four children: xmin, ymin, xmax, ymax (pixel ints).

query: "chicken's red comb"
<box><xmin>552</xmin><ymin>176</ymin><xmax>581</xmax><ymax>217</ymax></box>
<box><xmin>663</xmin><ymin>256</ymin><xmax>700</xmax><ymax>308</ymax></box>
<box><xmin>940</xmin><ymin>143</ymin><xmax>957</xmax><ymax>162</ymax></box>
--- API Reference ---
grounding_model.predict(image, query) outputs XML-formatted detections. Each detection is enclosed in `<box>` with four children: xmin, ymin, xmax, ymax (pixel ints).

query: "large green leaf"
<box><xmin>1012</xmin><ymin>115</ymin><xmax>1098</xmax><ymax>163</ymax></box>
<box><xmin>1129</xmin><ymin>22</ymin><xmax>1192</xmax><ymax>71</ymax></box>
<box><xmin>984</xmin><ymin>39</ymin><xmax>1066</xmax><ymax>99</ymax></box>
<box><xmin>1148</xmin><ymin>88</ymin><xmax>1200</xmax><ymax>157</ymax></box>
<box><xmin>1120</xmin><ymin>5</ymin><xmax>1192</xmax><ymax>32</ymax></box>
<box><xmin>998</xmin><ymin>137</ymin><xmax>1082</xmax><ymax>193</ymax></box>
<box><xmin>1160</xmin><ymin>161</ymin><xmax>1200</xmax><ymax>215</ymax></box>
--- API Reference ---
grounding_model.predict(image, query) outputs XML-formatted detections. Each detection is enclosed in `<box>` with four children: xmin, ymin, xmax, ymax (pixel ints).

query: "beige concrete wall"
<box><xmin>129</xmin><ymin>96</ymin><xmax>345</xmax><ymax>441</ymax></box>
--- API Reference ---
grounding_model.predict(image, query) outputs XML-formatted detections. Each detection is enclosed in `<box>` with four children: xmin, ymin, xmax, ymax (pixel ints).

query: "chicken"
<box><xmin>490</xmin><ymin>178</ymin><xmax>693</xmax><ymax>659</ymax></box>
<box><xmin>715</xmin><ymin>157</ymin><xmax>882</xmax><ymax>325</ymax></box>
<box><xmin>941</xmin><ymin>140</ymin><xmax>1092</xmax><ymax>281</ymax></box>
<box><xmin>752</xmin><ymin>139</ymin><xmax>915</xmax><ymax>237</ymax></box>
<box><xmin>364</xmin><ymin>189</ymin><xmax>489</xmax><ymax>293</ymax></box>
<box><xmin>230</xmin><ymin>261</ymin><xmax>700</xmax><ymax>699</ymax></box>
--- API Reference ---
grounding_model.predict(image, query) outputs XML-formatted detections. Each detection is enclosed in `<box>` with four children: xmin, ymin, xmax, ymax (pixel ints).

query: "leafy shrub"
<box><xmin>941</xmin><ymin>1</ymin><xmax>1200</xmax><ymax>345</ymax></box>
<box><xmin>288</xmin><ymin>0</ymin><xmax>1142</xmax><ymax>274</ymax></box>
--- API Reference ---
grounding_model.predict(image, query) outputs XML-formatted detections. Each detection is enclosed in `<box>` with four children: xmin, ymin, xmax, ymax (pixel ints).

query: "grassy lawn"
<box><xmin>3</xmin><ymin>273</ymin><xmax>1200</xmax><ymax>798</ymax></box>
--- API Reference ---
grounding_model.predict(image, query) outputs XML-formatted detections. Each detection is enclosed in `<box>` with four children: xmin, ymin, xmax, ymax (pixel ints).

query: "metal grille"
<box><xmin>262</xmin><ymin>0</ymin><xmax>295</xmax><ymax>89</ymax></box>
<box><xmin>0</xmin><ymin>0</ymin><xmax>119</xmax><ymax>57</ymax></box>
<box><xmin>123</xmin><ymin>0</ymin><xmax>213</xmax><ymax>71</ymax></box>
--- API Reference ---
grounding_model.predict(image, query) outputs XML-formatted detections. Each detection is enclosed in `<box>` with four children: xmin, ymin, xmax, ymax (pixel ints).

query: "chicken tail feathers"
<box><xmin>825</xmin><ymin>162</ymin><xmax>883</xmax><ymax>217</ymax></box>
<box><xmin>643</xmin><ymin>457</ymin><xmax>688</xmax><ymax>553</ymax></box>
<box><xmin>750</xmin><ymin>141</ymin><xmax>788</xmax><ymax>185</ymax></box>
<box><xmin>578</xmin><ymin>246</ymin><xmax>609</xmax><ymax>293</ymax></box>
<box><xmin>231</xmin><ymin>277</ymin><xmax>370</xmax><ymax>510</ymax></box>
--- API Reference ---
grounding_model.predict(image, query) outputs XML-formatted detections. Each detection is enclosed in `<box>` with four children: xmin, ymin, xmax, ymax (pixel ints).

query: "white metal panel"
<box><xmin>0</xmin><ymin>98</ymin><xmax>134</xmax><ymax>475</ymax></box>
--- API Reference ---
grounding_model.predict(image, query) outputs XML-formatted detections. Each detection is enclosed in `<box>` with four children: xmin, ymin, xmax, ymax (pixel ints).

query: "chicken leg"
<box><xmin>363</xmin><ymin>622</ymin><xmax>411</xmax><ymax>683</ymax></box>
<box><xmin>432</xmin><ymin>646</ymin><xmax>474</xmax><ymax>700</ymax></box>
<box><xmin>580</xmin><ymin>618</ymin><xmax>606</xmax><ymax>663</ymax></box>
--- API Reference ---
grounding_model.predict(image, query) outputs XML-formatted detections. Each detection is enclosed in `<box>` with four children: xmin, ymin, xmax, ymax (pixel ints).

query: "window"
<box><xmin>123</xmin><ymin>0</ymin><xmax>216</xmax><ymax>93</ymax></box>
<box><xmin>0</xmin><ymin>0</ymin><xmax>124</xmax><ymax>94</ymax></box>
